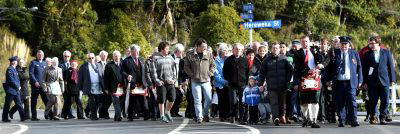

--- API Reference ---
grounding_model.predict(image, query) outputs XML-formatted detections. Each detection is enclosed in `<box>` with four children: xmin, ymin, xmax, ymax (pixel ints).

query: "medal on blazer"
<box><xmin>352</xmin><ymin>58</ymin><xmax>357</xmax><ymax>64</ymax></box>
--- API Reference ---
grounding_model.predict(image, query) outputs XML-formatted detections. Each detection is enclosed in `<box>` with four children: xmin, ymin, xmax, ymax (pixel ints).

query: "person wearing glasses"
<box><xmin>78</xmin><ymin>53</ymin><xmax>104</xmax><ymax>120</ymax></box>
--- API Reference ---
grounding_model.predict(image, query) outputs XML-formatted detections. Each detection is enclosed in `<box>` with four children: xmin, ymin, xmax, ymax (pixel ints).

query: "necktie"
<box><xmin>341</xmin><ymin>52</ymin><xmax>346</xmax><ymax>74</ymax></box>
<box><xmin>135</xmin><ymin>58</ymin><xmax>139</xmax><ymax>66</ymax></box>
<box><xmin>304</xmin><ymin>49</ymin><xmax>309</xmax><ymax>65</ymax></box>
<box><xmin>66</xmin><ymin>63</ymin><xmax>70</xmax><ymax>69</ymax></box>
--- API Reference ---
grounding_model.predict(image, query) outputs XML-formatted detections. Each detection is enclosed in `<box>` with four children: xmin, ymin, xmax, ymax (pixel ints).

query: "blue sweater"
<box><xmin>242</xmin><ymin>86</ymin><xmax>260</xmax><ymax>106</ymax></box>
<box><xmin>213</xmin><ymin>55</ymin><xmax>225</xmax><ymax>89</ymax></box>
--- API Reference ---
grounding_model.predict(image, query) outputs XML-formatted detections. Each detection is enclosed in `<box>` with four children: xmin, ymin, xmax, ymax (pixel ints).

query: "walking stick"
<box><xmin>125</xmin><ymin>80</ymin><xmax>131</xmax><ymax>115</ymax></box>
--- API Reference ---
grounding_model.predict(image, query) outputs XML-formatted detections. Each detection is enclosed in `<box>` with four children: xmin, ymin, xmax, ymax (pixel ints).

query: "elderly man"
<box><xmin>78</xmin><ymin>53</ymin><xmax>104</xmax><ymax>120</ymax></box>
<box><xmin>185</xmin><ymin>39</ymin><xmax>215</xmax><ymax>123</ymax></box>
<box><xmin>60</xmin><ymin>50</ymin><xmax>75</xmax><ymax>119</ymax></box>
<box><xmin>252</xmin><ymin>42</ymin><xmax>261</xmax><ymax>55</ymax></box>
<box><xmin>122</xmin><ymin>45</ymin><xmax>150</xmax><ymax>121</ymax></box>
<box><xmin>223</xmin><ymin>43</ymin><xmax>249</xmax><ymax>124</ymax></box>
<box><xmin>29</xmin><ymin>50</ymin><xmax>49</xmax><ymax>121</ymax></box>
<box><xmin>96</xmin><ymin>50</ymin><xmax>112</xmax><ymax>119</ymax></box>
<box><xmin>104</xmin><ymin>50</ymin><xmax>124</xmax><ymax>121</ymax></box>
<box><xmin>171</xmin><ymin>43</ymin><xmax>187</xmax><ymax>117</ymax></box>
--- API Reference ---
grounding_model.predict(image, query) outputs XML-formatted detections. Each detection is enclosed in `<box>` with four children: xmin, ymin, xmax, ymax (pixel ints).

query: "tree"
<box><xmin>192</xmin><ymin>4</ymin><xmax>263</xmax><ymax>47</ymax></box>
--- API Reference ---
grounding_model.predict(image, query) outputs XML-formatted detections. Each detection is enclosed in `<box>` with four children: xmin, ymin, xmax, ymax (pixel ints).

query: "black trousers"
<box><xmin>128</xmin><ymin>95</ymin><xmax>149</xmax><ymax>119</ymax></box>
<box><xmin>244</xmin><ymin>105</ymin><xmax>259</xmax><ymax>123</ymax></box>
<box><xmin>185</xmin><ymin>81</ymin><xmax>195</xmax><ymax>118</ymax></box>
<box><xmin>61</xmin><ymin>93</ymin><xmax>74</xmax><ymax>118</ymax></box>
<box><xmin>216</xmin><ymin>87</ymin><xmax>229</xmax><ymax>119</ymax></box>
<box><xmin>99</xmin><ymin>94</ymin><xmax>112</xmax><ymax>118</ymax></box>
<box><xmin>62</xmin><ymin>94</ymin><xmax>84</xmax><ymax>118</ymax></box>
<box><xmin>31</xmin><ymin>86</ymin><xmax>49</xmax><ymax>119</ymax></box>
<box><xmin>147</xmin><ymin>89</ymin><xmax>159</xmax><ymax>118</ymax></box>
<box><xmin>10</xmin><ymin>96</ymin><xmax>30</xmax><ymax>119</ymax></box>
<box><xmin>171</xmin><ymin>88</ymin><xmax>183</xmax><ymax>115</ymax></box>
<box><xmin>89</xmin><ymin>94</ymin><xmax>101</xmax><ymax>118</ymax></box>
<box><xmin>227</xmin><ymin>85</ymin><xmax>244</xmax><ymax>121</ymax></box>
<box><xmin>318</xmin><ymin>83</ymin><xmax>327</xmax><ymax>121</ymax></box>
<box><xmin>269</xmin><ymin>90</ymin><xmax>287</xmax><ymax>119</ymax></box>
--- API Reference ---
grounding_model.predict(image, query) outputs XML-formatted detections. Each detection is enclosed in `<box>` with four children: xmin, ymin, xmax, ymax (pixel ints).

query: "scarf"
<box><xmin>71</xmin><ymin>68</ymin><xmax>78</xmax><ymax>84</ymax></box>
<box><xmin>247</xmin><ymin>58</ymin><xmax>254</xmax><ymax>69</ymax></box>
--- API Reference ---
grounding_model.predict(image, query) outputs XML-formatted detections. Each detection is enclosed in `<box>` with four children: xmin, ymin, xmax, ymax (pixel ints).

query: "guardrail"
<box><xmin>356</xmin><ymin>84</ymin><xmax>400</xmax><ymax>116</ymax></box>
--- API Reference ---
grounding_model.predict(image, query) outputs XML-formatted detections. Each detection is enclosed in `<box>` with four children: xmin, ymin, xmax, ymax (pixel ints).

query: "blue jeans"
<box><xmin>290</xmin><ymin>91</ymin><xmax>300</xmax><ymax>117</ymax></box>
<box><xmin>191</xmin><ymin>81</ymin><xmax>212</xmax><ymax>119</ymax></box>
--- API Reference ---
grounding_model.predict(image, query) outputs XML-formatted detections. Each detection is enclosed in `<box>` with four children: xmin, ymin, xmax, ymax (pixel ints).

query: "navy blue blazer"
<box><xmin>77</xmin><ymin>62</ymin><xmax>104</xmax><ymax>95</ymax></box>
<box><xmin>29</xmin><ymin>59</ymin><xmax>47</xmax><ymax>85</ymax></box>
<box><xmin>362</xmin><ymin>48</ymin><xmax>396</xmax><ymax>87</ymax></box>
<box><xmin>4</xmin><ymin>66</ymin><xmax>21</xmax><ymax>95</ymax></box>
<box><xmin>328</xmin><ymin>49</ymin><xmax>363</xmax><ymax>89</ymax></box>
<box><xmin>59</xmin><ymin>61</ymin><xmax>70</xmax><ymax>72</ymax></box>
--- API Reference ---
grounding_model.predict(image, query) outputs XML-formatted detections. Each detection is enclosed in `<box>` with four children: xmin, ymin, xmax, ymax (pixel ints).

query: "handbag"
<box><xmin>113</xmin><ymin>83</ymin><xmax>124</xmax><ymax>96</ymax></box>
<box><xmin>131</xmin><ymin>84</ymin><xmax>147</xmax><ymax>96</ymax></box>
<box><xmin>300</xmin><ymin>71</ymin><xmax>321</xmax><ymax>92</ymax></box>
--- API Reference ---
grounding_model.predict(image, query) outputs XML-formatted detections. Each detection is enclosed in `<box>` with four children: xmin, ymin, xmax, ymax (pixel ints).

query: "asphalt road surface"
<box><xmin>1</xmin><ymin>110</ymin><xmax>400</xmax><ymax>134</ymax></box>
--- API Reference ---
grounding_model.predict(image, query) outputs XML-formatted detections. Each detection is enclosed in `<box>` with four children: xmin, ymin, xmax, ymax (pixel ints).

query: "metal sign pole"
<box><xmin>249</xmin><ymin>10</ymin><xmax>252</xmax><ymax>46</ymax></box>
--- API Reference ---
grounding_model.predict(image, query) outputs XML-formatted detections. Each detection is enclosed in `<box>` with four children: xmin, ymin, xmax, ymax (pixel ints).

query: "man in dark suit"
<box><xmin>2</xmin><ymin>56</ymin><xmax>26</xmax><ymax>122</ymax></box>
<box><xmin>362</xmin><ymin>37</ymin><xmax>396</xmax><ymax>125</ymax></box>
<box><xmin>327</xmin><ymin>36</ymin><xmax>362</xmax><ymax>127</ymax></box>
<box><xmin>29</xmin><ymin>50</ymin><xmax>49</xmax><ymax>121</ymax></box>
<box><xmin>122</xmin><ymin>44</ymin><xmax>150</xmax><ymax>121</ymax></box>
<box><xmin>59</xmin><ymin>50</ymin><xmax>75</xmax><ymax>119</ymax></box>
<box><xmin>104</xmin><ymin>50</ymin><xmax>124</xmax><ymax>121</ymax></box>
<box><xmin>78</xmin><ymin>53</ymin><xmax>104</xmax><ymax>120</ymax></box>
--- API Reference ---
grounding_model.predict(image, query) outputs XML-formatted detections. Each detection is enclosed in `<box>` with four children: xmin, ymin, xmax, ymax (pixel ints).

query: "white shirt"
<box><xmin>374</xmin><ymin>48</ymin><xmax>380</xmax><ymax>63</ymax></box>
<box><xmin>88</xmin><ymin>63</ymin><xmax>100</xmax><ymax>83</ymax></box>
<box><xmin>304</xmin><ymin>49</ymin><xmax>316</xmax><ymax>69</ymax></box>
<box><xmin>337</xmin><ymin>50</ymin><xmax>351</xmax><ymax>80</ymax></box>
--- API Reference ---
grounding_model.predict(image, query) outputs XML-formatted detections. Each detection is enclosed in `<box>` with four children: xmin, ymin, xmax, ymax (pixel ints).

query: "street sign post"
<box><xmin>240</xmin><ymin>20</ymin><xmax>282</xmax><ymax>29</ymax></box>
<box><xmin>240</xmin><ymin>13</ymin><xmax>254</xmax><ymax>20</ymax></box>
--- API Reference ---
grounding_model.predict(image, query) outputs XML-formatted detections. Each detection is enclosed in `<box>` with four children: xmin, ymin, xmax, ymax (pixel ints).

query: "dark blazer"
<box><xmin>328</xmin><ymin>49</ymin><xmax>363</xmax><ymax>89</ymax></box>
<box><xmin>258</xmin><ymin>55</ymin><xmax>293</xmax><ymax>91</ymax></box>
<box><xmin>104</xmin><ymin>61</ymin><xmax>124</xmax><ymax>94</ymax></box>
<box><xmin>121</xmin><ymin>56</ymin><xmax>140</xmax><ymax>89</ymax></box>
<box><xmin>362</xmin><ymin>48</ymin><xmax>395</xmax><ymax>87</ymax></box>
<box><xmin>293</xmin><ymin>48</ymin><xmax>324</xmax><ymax>85</ymax></box>
<box><xmin>59</xmin><ymin>61</ymin><xmax>70</xmax><ymax>72</ymax></box>
<box><xmin>77</xmin><ymin>62</ymin><xmax>104</xmax><ymax>95</ymax></box>
<box><xmin>4</xmin><ymin>66</ymin><xmax>21</xmax><ymax>95</ymax></box>
<box><xmin>223</xmin><ymin>55</ymin><xmax>249</xmax><ymax>87</ymax></box>
<box><xmin>63</xmin><ymin>67</ymin><xmax>80</xmax><ymax>95</ymax></box>
<box><xmin>17</xmin><ymin>66</ymin><xmax>29</xmax><ymax>96</ymax></box>
<box><xmin>29</xmin><ymin>59</ymin><xmax>47</xmax><ymax>85</ymax></box>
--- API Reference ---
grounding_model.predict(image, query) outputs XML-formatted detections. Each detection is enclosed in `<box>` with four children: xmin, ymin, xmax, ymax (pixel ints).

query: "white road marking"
<box><xmin>11</xmin><ymin>124</ymin><xmax>29</xmax><ymax>134</ymax></box>
<box><xmin>211</xmin><ymin>121</ymin><xmax>260</xmax><ymax>134</ymax></box>
<box><xmin>168</xmin><ymin>118</ymin><xmax>189</xmax><ymax>134</ymax></box>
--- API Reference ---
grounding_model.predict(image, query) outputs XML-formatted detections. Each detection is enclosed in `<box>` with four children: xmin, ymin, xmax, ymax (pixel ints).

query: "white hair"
<box><xmin>113</xmin><ymin>50</ymin><xmax>121</xmax><ymax>57</ymax></box>
<box><xmin>99</xmin><ymin>50</ymin><xmax>108</xmax><ymax>56</ymax></box>
<box><xmin>130</xmin><ymin>44</ymin><xmax>141</xmax><ymax>52</ymax></box>
<box><xmin>217</xmin><ymin>42</ymin><xmax>228</xmax><ymax>51</ymax></box>
<box><xmin>51</xmin><ymin>57</ymin><xmax>59</xmax><ymax>67</ymax></box>
<box><xmin>87</xmin><ymin>53</ymin><xmax>95</xmax><ymax>58</ymax></box>
<box><xmin>63</xmin><ymin>50</ymin><xmax>71</xmax><ymax>56</ymax></box>
<box><xmin>233</xmin><ymin>43</ymin><xmax>244</xmax><ymax>50</ymax></box>
<box><xmin>174</xmin><ymin>43</ymin><xmax>185</xmax><ymax>52</ymax></box>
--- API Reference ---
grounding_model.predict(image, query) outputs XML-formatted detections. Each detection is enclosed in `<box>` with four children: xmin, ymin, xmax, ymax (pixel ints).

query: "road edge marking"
<box><xmin>168</xmin><ymin>118</ymin><xmax>189</xmax><ymax>134</ymax></box>
<box><xmin>211</xmin><ymin>121</ymin><xmax>260</xmax><ymax>134</ymax></box>
<box><xmin>11</xmin><ymin>124</ymin><xmax>29</xmax><ymax>134</ymax></box>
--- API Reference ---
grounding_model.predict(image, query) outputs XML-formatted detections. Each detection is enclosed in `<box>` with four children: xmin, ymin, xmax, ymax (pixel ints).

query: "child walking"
<box><xmin>243</xmin><ymin>76</ymin><xmax>261</xmax><ymax>125</ymax></box>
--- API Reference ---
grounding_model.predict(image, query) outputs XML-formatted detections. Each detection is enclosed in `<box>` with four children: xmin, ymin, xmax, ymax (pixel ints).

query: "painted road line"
<box><xmin>211</xmin><ymin>121</ymin><xmax>260</xmax><ymax>134</ymax></box>
<box><xmin>168</xmin><ymin>118</ymin><xmax>189</xmax><ymax>134</ymax></box>
<box><xmin>11</xmin><ymin>124</ymin><xmax>29</xmax><ymax>134</ymax></box>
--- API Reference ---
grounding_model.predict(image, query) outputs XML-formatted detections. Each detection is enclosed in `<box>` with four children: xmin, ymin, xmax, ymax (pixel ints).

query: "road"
<box><xmin>1</xmin><ymin>110</ymin><xmax>400</xmax><ymax>134</ymax></box>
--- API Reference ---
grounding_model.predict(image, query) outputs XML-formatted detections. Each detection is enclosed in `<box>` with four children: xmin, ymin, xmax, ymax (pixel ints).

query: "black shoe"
<box><xmin>68</xmin><ymin>115</ymin><xmax>76</xmax><ymax>119</ymax></box>
<box><xmin>380</xmin><ymin>119</ymin><xmax>387</xmax><ymax>125</ymax></box>
<box><xmin>302</xmin><ymin>120</ymin><xmax>309</xmax><ymax>127</ymax></box>
<box><xmin>293</xmin><ymin>116</ymin><xmax>299</xmax><ymax>122</ymax></box>
<box><xmin>85</xmin><ymin>112</ymin><xmax>90</xmax><ymax>118</ymax></box>
<box><xmin>274</xmin><ymin>118</ymin><xmax>280</xmax><ymax>126</ymax></box>
<box><xmin>351</xmin><ymin>121</ymin><xmax>360</xmax><ymax>127</ymax></box>
<box><xmin>338</xmin><ymin>121</ymin><xmax>344</xmax><ymax>127</ymax></box>
<box><xmin>52</xmin><ymin>116</ymin><xmax>60</xmax><ymax>120</ymax></box>
<box><xmin>385</xmin><ymin>116</ymin><xmax>393</xmax><ymax>122</ymax></box>
<box><xmin>311</xmin><ymin>122</ymin><xmax>320</xmax><ymax>128</ymax></box>
<box><xmin>45</xmin><ymin>115</ymin><xmax>49</xmax><ymax>120</ymax></box>
<box><xmin>31</xmin><ymin>118</ymin><xmax>40</xmax><ymax>121</ymax></box>
<box><xmin>2</xmin><ymin>119</ymin><xmax>11</xmax><ymax>122</ymax></box>
<box><xmin>175</xmin><ymin>114</ymin><xmax>183</xmax><ymax>117</ymax></box>
<box><xmin>144</xmin><ymin>116</ymin><xmax>150</xmax><ymax>121</ymax></box>
<box><xmin>128</xmin><ymin>118</ymin><xmax>134</xmax><ymax>121</ymax></box>
<box><xmin>204</xmin><ymin>116</ymin><xmax>210</xmax><ymax>122</ymax></box>
<box><xmin>63</xmin><ymin>117</ymin><xmax>68</xmax><ymax>120</ymax></box>
<box><xmin>78</xmin><ymin>117</ymin><xmax>85</xmax><ymax>119</ymax></box>
<box><xmin>114</xmin><ymin>117</ymin><xmax>122</xmax><ymax>121</ymax></box>
<box><xmin>241</xmin><ymin>121</ymin><xmax>248</xmax><ymax>125</ymax></box>
<box><xmin>21</xmin><ymin>118</ymin><xmax>27</xmax><ymax>122</ymax></box>
<box><xmin>220</xmin><ymin>118</ymin><xmax>225</xmax><ymax>122</ymax></box>
<box><xmin>104</xmin><ymin>116</ymin><xmax>110</xmax><ymax>119</ymax></box>
<box><xmin>9</xmin><ymin>113</ymin><xmax>14</xmax><ymax>119</ymax></box>
<box><xmin>90</xmin><ymin>117</ymin><xmax>99</xmax><ymax>120</ymax></box>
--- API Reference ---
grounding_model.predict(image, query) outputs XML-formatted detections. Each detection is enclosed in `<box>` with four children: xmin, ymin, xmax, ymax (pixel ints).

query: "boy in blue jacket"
<box><xmin>242</xmin><ymin>76</ymin><xmax>260</xmax><ymax>125</ymax></box>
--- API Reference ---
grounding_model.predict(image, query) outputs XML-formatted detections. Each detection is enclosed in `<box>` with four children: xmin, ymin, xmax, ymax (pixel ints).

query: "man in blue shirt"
<box><xmin>2</xmin><ymin>56</ymin><xmax>26</xmax><ymax>122</ymax></box>
<box><xmin>29</xmin><ymin>50</ymin><xmax>49</xmax><ymax>121</ymax></box>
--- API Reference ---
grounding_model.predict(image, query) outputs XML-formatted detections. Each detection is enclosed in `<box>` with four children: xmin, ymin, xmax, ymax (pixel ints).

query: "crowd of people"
<box><xmin>2</xmin><ymin>34</ymin><xmax>396</xmax><ymax>128</ymax></box>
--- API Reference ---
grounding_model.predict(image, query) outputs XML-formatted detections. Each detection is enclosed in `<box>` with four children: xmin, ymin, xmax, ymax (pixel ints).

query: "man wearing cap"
<box><xmin>362</xmin><ymin>37</ymin><xmax>395</xmax><ymax>125</ymax></box>
<box><xmin>327</xmin><ymin>36</ymin><xmax>362</xmax><ymax>127</ymax></box>
<box><xmin>2</xmin><ymin>56</ymin><xmax>26</xmax><ymax>122</ymax></box>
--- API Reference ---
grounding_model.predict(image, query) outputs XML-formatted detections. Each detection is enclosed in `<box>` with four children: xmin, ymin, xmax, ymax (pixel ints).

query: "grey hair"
<box><xmin>112</xmin><ymin>50</ymin><xmax>121</xmax><ymax>57</ymax></box>
<box><xmin>99</xmin><ymin>50</ymin><xmax>108</xmax><ymax>56</ymax></box>
<box><xmin>87</xmin><ymin>53</ymin><xmax>95</xmax><ymax>58</ymax></box>
<box><xmin>174</xmin><ymin>43</ymin><xmax>185</xmax><ymax>52</ymax></box>
<box><xmin>130</xmin><ymin>44</ymin><xmax>141</xmax><ymax>52</ymax></box>
<box><xmin>63</xmin><ymin>50</ymin><xmax>71</xmax><ymax>56</ymax></box>
<box><xmin>51</xmin><ymin>57</ymin><xmax>59</xmax><ymax>67</ymax></box>
<box><xmin>233</xmin><ymin>43</ymin><xmax>244</xmax><ymax>50</ymax></box>
<box><xmin>217</xmin><ymin>42</ymin><xmax>228</xmax><ymax>51</ymax></box>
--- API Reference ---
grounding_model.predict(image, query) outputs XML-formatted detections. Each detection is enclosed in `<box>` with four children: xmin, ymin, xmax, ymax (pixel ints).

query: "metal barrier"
<box><xmin>356</xmin><ymin>84</ymin><xmax>400</xmax><ymax>116</ymax></box>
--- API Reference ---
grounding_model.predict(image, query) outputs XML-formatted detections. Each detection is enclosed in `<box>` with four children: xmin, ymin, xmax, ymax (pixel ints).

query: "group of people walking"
<box><xmin>2</xmin><ymin>34</ymin><xmax>396</xmax><ymax>129</ymax></box>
